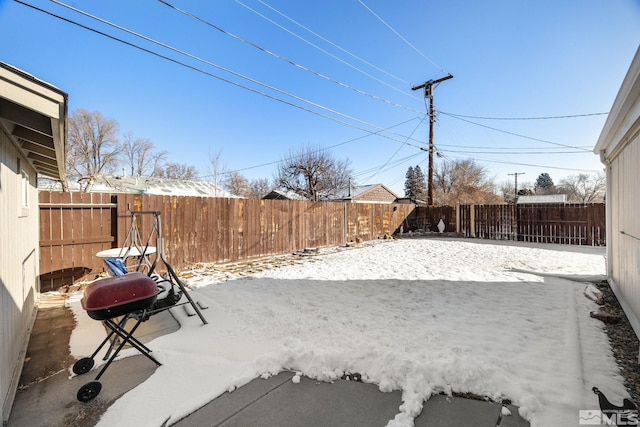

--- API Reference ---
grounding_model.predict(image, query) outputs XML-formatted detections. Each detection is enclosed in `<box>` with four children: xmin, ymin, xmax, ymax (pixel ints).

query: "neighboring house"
<box><xmin>516</xmin><ymin>194</ymin><xmax>567</xmax><ymax>204</ymax></box>
<box><xmin>594</xmin><ymin>45</ymin><xmax>640</xmax><ymax>337</ymax></box>
<box><xmin>395</xmin><ymin>196</ymin><xmax>424</xmax><ymax>205</ymax></box>
<box><xmin>41</xmin><ymin>175</ymin><xmax>237</xmax><ymax>198</ymax></box>
<box><xmin>262</xmin><ymin>189</ymin><xmax>308</xmax><ymax>201</ymax></box>
<box><xmin>0</xmin><ymin>62</ymin><xmax>67</xmax><ymax>423</ymax></box>
<box><xmin>329</xmin><ymin>184</ymin><xmax>398</xmax><ymax>204</ymax></box>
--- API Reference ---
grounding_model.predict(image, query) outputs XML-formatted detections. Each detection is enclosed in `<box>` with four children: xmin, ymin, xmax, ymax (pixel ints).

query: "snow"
<box><xmin>66</xmin><ymin>238</ymin><xmax>628</xmax><ymax>427</ymax></box>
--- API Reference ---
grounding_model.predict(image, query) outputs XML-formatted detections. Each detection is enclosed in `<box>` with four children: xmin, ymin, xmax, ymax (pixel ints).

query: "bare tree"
<box><xmin>206</xmin><ymin>149</ymin><xmax>228</xmax><ymax>190</ymax></box>
<box><xmin>559</xmin><ymin>173</ymin><xmax>605</xmax><ymax>203</ymax></box>
<box><xmin>276</xmin><ymin>145</ymin><xmax>353</xmax><ymax>201</ymax></box>
<box><xmin>67</xmin><ymin>109</ymin><xmax>121</xmax><ymax>191</ymax></box>
<box><xmin>224</xmin><ymin>171</ymin><xmax>250</xmax><ymax>197</ymax></box>
<box><xmin>155</xmin><ymin>162</ymin><xmax>199</xmax><ymax>180</ymax></box>
<box><xmin>433</xmin><ymin>159</ymin><xmax>502</xmax><ymax>205</ymax></box>
<box><xmin>498</xmin><ymin>180</ymin><xmax>515</xmax><ymax>204</ymax></box>
<box><xmin>121</xmin><ymin>132</ymin><xmax>167</xmax><ymax>176</ymax></box>
<box><xmin>247</xmin><ymin>178</ymin><xmax>272</xmax><ymax>199</ymax></box>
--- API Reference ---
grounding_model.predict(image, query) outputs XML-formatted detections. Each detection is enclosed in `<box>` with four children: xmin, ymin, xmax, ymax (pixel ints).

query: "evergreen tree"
<box><xmin>404</xmin><ymin>166</ymin><xmax>415</xmax><ymax>197</ymax></box>
<box><xmin>534</xmin><ymin>173</ymin><xmax>555</xmax><ymax>194</ymax></box>
<box><xmin>404</xmin><ymin>165</ymin><xmax>427</xmax><ymax>200</ymax></box>
<box><xmin>413</xmin><ymin>165</ymin><xmax>427</xmax><ymax>200</ymax></box>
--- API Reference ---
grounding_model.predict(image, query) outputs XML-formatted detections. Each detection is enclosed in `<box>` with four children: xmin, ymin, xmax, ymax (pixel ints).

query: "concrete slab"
<box><xmin>7</xmin><ymin>301</ymin><xmax>180</xmax><ymax>427</ymax></box>
<box><xmin>174</xmin><ymin>373</ymin><xmax>530</xmax><ymax>427</ymax></box>
<box><xmin>415</xmin><ymin>394</ymin><xmax>529</xmax><ymax>426</ymax></box>
<box><xmin>174</xmin><ymin>372</ymin><xmax>404</xmax><ymax>427</ymax></box>
<box><xmin>8</xmin><ymin>354</ymin><xmax>158</xmax><ymax>427</ymax></box>
<box><xmin>9</xmin><ymin>295</ymin><xmax>531</xmax><ymax>427</ymax></box>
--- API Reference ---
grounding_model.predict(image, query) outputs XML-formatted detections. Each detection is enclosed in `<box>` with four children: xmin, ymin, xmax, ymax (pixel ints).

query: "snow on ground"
<box><xmin>67</xmin><ymin>238</ymin><xmax>626</xmax><ymax>427</ymax></box>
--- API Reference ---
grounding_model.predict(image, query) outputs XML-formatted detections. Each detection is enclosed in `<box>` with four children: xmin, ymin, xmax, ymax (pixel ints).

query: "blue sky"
<box><xmin>1</xmin><ymin>0</ymin><xmax>639</xmax><ymax>195</ymax></box>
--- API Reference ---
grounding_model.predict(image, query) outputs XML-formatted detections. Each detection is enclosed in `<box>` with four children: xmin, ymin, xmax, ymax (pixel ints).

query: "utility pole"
<box><xmin>508</xmin><ymin>172</ymin><xmax>525</xmax><ymax>203</ymax></box>
<box><xmin>412</xmin><ymin>74</ymin><xmax>453</xmax><ymax>205</ymax></box>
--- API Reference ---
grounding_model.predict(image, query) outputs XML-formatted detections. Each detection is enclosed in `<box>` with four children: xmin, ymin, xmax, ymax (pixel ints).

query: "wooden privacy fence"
<box><xmin>38</xmin><ymin>192</ymin><xmax>414</xmax><ymax>290</ymax></box>
<box><xmin>457</xmin><ymin>203</ymin><xmax>606</xmax><ymax>246</ymax></box>
<box><xmin>38</xmin><ymin>192</ymin><xmax>606</xmax><ymax>290</ymax></box>
<box><xmin>39</xmin><ymin>192</ymin><xmax>117</xmax><ymax>290</ymax></box>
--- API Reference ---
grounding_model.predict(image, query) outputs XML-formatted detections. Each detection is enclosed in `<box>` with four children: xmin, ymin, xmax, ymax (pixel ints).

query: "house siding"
<box><xmin>609</xmin><ymin>131</ymin><xmax>640</xmax><ymax>334</ymax></box>
<box><xmin>595</xmin><ymin>45</ymin><xmax>640</xmax><ymax>337</ymax></box>
<box><xmin>0</xmin><ymin>128</ymin><xmax>39</xmax><ymax>423</ymax></box>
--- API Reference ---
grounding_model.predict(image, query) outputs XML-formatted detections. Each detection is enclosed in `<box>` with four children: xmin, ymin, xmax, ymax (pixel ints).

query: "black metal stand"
<box><xmin>74</xmin><ymin>312</ymin><xmax>161</xmax><ymax>402</ymax></box>
<box><xmin>127</xmin><ymin>210</ymin><xmax>208</xmax><ymax>325</ymax></box>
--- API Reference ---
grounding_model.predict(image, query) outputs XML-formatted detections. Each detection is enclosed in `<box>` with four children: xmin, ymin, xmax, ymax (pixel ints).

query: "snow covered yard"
<box><xmin>69</xmin><ymin>237</ymin><xmax>626</xmax><ymax>427</ymax></box>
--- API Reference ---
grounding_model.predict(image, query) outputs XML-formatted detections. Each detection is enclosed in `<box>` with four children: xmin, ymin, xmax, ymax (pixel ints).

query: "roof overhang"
<box><xmin>0</xmin><ymin>62</ymin><xmax>67</xmax><ymax>181</ymax></box>
<box><xmin>594</xmin><ymin>45</ymin><xmax>640</xmax><ymax>163</ymax></box>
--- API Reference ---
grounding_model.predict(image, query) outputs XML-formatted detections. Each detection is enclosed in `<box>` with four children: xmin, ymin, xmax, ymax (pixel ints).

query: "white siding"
<box><xmin>609</xmin><ymin>133</ymin><xmax>640</xmax><ymax>334</ymax></box>
<box><xmin>0</xmin><ymin>128</ymin><xmax>39</xmax><ymax>423</ymax></box>
<box><xmin>594</xmin><ymin>46</ymin><xmax>640</xmax><ymax>337</ymax></box>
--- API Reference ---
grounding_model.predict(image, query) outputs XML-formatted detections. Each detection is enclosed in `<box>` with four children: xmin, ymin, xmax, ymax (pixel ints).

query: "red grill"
<box><xmin>81</xmin><ymin>272</ymin><xmax>159</xmax><ymax>320</ymax></box>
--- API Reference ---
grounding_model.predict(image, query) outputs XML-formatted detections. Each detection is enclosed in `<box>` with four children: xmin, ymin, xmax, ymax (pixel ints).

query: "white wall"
<box><xmin>606</xmin><ymin>129</ymin><xmax>640</xmax><ymax>335</ymax></box>
<box><xmin>0</xmin><ymin>127</ymin><xmax>39</xmax><ymax>424</ymax></box>
<box><xmin>595</xmin><ymin>45</ymin><xmax>640</xmax><ymax>337</ymax></box>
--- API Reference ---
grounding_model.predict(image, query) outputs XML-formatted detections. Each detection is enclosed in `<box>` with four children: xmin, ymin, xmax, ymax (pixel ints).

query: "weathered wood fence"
<box><xmin>408</xmin><ymin>203</ymin><xmax>606</xmax><ymax>246</ymax></box>
<box><xmin>38</xmin><ymin>192</ymin><xmax>414</xmax><ymax>290</ymax></box>
<box><xmin>38</xmin><ymin>192</ymin><xmax>606</xmax><ymax>290</ymax></box>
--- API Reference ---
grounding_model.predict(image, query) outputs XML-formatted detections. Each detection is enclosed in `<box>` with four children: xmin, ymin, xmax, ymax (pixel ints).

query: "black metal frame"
<box><xmin>74</xmin><ymin>210</ymin><xmax>208</xmax><ymax>402</ymax></box>
<box><xmin>74</xmin><ymin>310</ymin><xmax>161</xmax><ymax>402</ymax></box>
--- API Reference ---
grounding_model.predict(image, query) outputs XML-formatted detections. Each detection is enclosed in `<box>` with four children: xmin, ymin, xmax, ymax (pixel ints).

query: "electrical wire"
<box><xmin>436</xmin><ymin>143</ymin><xmax>593</xmax><ymax>150</ymax></box>
<box><xmin>438</xmin><ymin>149</ymin><xmax>591</xmax><ymax>155</ymax></box>
<box><xmin>34</xmin><ymin>0</ymin><xmax>428</xmax><ymax>150</ymax></box>
<box><xmin>255</xmin><ymin>0</ymin><xmax>411</xmax><ymax>86</ymax></box>
<box><xmin>205</xmin><ymin>116</ymin><xmax>425</xmax><ymax>178</ymax></box>
<box><xmin>44</xmin><ymin>0</ymin><xmax>602</xmax><ymax>161</ymax></box>
<box><xmin>440</xmin><ymin>112</ymin><xmax>593</xmax><ymax>151</ymax></box>
<box><xmin>50</xmin><ymin>0</ymin><xmax>415</xmax><ymax>130</ymax></box>
<box><xmin>440</xmin><ymin>111</ymin><xmax>609</xmax><ymax>121</ymax></box>
<box><xmin>440</xmin><ymin>153</ymin><xmax>602</xmax><ymax>173</ymax></box>
<box><xmin>352</xmin><ymin>152</ymin><xmax>425</xmax><ymax>178</ymax></box>
<box><xmin>158</xmin><ymin>0</ymin><xmax>418</xmax><ymax>107</ymax></box>
<box><xmin>357</xmin><ymin>0</ymin><xmax>448</xmax><ymax>74</ymax></box>
<box><xmin>25</xmin><ymin>1</ymin><xmax>604</xmax><ymax>185</ymax></box>
<box><xmin>360</xmin><ymin>115</ymin><xmax>426</xmax><ymax>184</ymax></box>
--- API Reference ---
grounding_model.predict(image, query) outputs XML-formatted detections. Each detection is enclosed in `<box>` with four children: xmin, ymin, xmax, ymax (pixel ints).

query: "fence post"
<box><xmin>511</xmin><ymin>204</ymin><xmax>517</xmax><ymax>240</ymax></box>
<box><xmin>469</xmin><ymin>204</ymin><xmax>476</xmax><ymax>237</ymax></box>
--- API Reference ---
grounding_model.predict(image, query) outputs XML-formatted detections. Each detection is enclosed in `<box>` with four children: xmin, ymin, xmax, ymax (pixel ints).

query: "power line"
<box><xmin>357</xmin><ymin>0</ymin><xmax>448</xmax><ymax>74</ymax></box>
<box><xmin>229</xmin><ymin>0</ymin><xmax>419</xmax><ymax>102</ymax></box>
<box><xmin>440</xmin><ymin>112</ymin><xmax>593</xmax><ymax>151</ymax></box>
<box><xmin>34</xmin><ymin>1</ymin><xmax>600</xmax><ymax>166</ymax></box>
<box><xmin>29</xmin><ymin>0</ymin><xmax>427</xmax><ymax>149</ymax></box>
<box><xmin>24</xmin><ymin>1</ymin><xmax>601</xmax><ymax>185</ymax></box>
<box><xmin>438</xmin><ymin>149</ymin><xmax>591</xmax><ymax>155</ymax></box>
<box><xmin>254</xmin><ymin>0</ymin><xmax>411</xmax><ymax>86</ymax></box>
<box><xmin>443</xmin><ymin>153</ymin><xmax>602</xmax><ymax>173</ymax></box>
<box><xmin>440</xmin><ymin>111</ymin><xmax>609</xmax><ymax>121</ymax></box>
<box><xmin>436</xmin><ymin>143</ymin><xmax>592</xmax><ymax>150</ymax></box>
<box><xmin>360</xmin><ymin>115</ymin><xmax>426</xmax><ymax>184</ymax></box>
